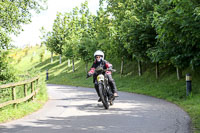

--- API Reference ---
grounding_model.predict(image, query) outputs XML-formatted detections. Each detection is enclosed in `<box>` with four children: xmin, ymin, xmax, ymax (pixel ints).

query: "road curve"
<box><xmin>0</xmin><ymin>84</ymin><xmax>191</xmax><ymax>133</ymax></box>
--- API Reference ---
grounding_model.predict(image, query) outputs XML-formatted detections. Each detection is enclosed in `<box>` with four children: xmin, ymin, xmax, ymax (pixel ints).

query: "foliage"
<box><xmin>152</xmin><ymin>0</ymin><xmax>200</xmax><ymax>69</ymax></box>
<box><xmin>0</xmin><ymin>51</ymin><xmax>15</xmax><ymax>83</ymax></box>
<box><xmin>16</xmin><ymin>0</ymin><xmax>200</xmax><ymax>131</ymax></box>
<box><xmin>0</xmin><ymin>0</ymin><xmax>47</xmax><ymax>82</ymax></box>
<box><xmin>33</xmin><ymin>55</ymin><xmax>200</xmax><ymax>132</ymax></box>
<box><xmin>0</xmin><ymin>46</ymin><xmax>48</xmax><ymax>123</ymax></box>
<box><xmin>0</xmin><ymin>0</ymin><xmax>47</xmax><ymax>49</ymax></box>
<box><xmin>78</xmin><ymin>2</ymin><xmax>97</xmax><ymax>63</ymax></box>
<box><xmin>0</xmin><ymin>76</ymin><xmax>48</xmax><ymax>123</ymax></box>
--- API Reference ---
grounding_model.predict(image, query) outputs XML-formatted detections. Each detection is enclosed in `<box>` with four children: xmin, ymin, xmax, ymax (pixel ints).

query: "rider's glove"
<box><xmin>107</xmin><ymin>67</ymin><xmax>112</xmax><ymax>71</ymax></box>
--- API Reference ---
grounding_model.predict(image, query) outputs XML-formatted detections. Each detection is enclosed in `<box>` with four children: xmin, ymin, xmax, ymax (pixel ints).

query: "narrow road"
<box><xmin>0</xmin><ymin>84</ymin><xmax>191</xmax><ymax>133</ymax></box>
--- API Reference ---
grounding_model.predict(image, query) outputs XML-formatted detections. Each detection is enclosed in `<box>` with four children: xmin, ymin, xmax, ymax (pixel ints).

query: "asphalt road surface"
<box><xmin>0</xmin><ymin>84</ymin><xmax>191</xmax><ymax>133</ymax></box>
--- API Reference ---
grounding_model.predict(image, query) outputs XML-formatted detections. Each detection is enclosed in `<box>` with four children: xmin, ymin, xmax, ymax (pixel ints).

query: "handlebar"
<box><xmin>86</xmin><ymin>67</ymin><xmax>116</xmax><ymax>79</ymax></box>
<box><xmin>110</xmin><ymin>69</ymin><xmax>116</xmax><ymax>72</ymax></box>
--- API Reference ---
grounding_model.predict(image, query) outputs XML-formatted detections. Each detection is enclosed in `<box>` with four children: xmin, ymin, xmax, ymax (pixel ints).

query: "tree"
<box><xmin>78</xmin><ymin>1</ymin><xmax>97</xmax><ymax>73</ymax></box>
<box><xmin>52</xmin><ymin>13</ymin><xmax>66</xmax><ymax>64</ymax></box>
<box><xmin>0</xmin><ymin>51</ymin><xmax>15</xmax><ymax>82</ymax></box>
<box><xmin>152</xmin><ymin>0</ymin><xmax>200</xmax><ymax>79</ymax></box>
<box><xmin>106</xmin><ymin>0</ymin><xmax>132</xmax><ymax>76</ymax></box>
<box><xmin>0</xmin><ymin>0</ymin><xmax>47</xmax><ymax>81</ymax></box>
<box><xmin>40</xmin><ymin>27</ymin><xmax>54</xmax><ymax>63</ymax></box>
<box><xmin>106</xmin><ymin>0</ymin><xmax>157</xmax><ymax>76</ymax></box>
<box><xmin>0</xmin><ymin>0</ymin><xmax>47</xmax><ymax>49</ymax></box>
<box><xmin>62</xmin><ymin>7</ymin><xmax>81</xmax><ymax>72</ymax></box>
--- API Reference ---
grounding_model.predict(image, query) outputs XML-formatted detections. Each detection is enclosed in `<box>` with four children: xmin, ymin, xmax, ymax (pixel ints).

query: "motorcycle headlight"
<box><xmin>97</xmin><ymin>74</ymin><xmax>104</xmax><ymax>82</ymax></box>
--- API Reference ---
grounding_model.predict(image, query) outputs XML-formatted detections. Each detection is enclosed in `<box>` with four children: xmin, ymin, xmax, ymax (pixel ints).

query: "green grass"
<box><xmin>0</xmin><ymin>46</ymin><xmax>48</xmax><ymax>123</ymax></box>
<box><xmin>2</xmin><ymin>46</ymin><xmax>200</xmax><ymax>132</ymax></box>
<box><xmin>35</xmin><ymin>55</ymin><xmax>200</xmax><ymax>133</ymax></box>
<box><xmin>0</xmin><ymin>77</ymin><xmax>48</xmax><ymax>123</ymax></box>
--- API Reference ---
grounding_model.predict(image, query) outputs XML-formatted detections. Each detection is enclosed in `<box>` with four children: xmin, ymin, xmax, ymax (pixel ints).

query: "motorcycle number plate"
<box><xmin>97</xmin><ymin>75</ymin><xmax>104</xmax><ymax>82</ymax></box>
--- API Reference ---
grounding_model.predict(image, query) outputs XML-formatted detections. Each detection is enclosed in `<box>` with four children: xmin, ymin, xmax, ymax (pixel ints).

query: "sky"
<box><xmin>12</xmin><ymin>0</ymin><xmax>100</xmax><ymax>48</ymax></box>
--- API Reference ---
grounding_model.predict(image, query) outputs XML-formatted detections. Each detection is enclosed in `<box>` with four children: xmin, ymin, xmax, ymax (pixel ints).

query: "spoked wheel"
<box><xmin>98</xmin><ymin>83</ymin><xmax>109</xmax><ymax>109</ymax></box>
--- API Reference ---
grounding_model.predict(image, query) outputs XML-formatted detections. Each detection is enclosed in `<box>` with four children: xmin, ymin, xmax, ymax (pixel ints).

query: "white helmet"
<box><xmin>94</xmin><ymin>50</ymin><xmax>104</xmax><ymax>59</ymax></box>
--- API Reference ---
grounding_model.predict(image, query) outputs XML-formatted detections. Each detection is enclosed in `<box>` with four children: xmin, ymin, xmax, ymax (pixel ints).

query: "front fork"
<box><xmin>98</xmin><ymin>81</ymin><xmax>107</xmax><ymax>96</ymax></box>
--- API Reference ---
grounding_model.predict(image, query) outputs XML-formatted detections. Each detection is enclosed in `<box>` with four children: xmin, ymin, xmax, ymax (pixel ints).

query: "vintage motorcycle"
<box><xmin>90</xmin><ymin>66</ymin><xmax>116</xmax><ymax>109</ymax></box>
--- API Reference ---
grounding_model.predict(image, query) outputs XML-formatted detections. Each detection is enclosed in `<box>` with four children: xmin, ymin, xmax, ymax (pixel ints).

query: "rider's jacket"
<box><xmin>88</xmin><ymin>59</ymin><xmax>112</xmax><ymax>75</ymax></box>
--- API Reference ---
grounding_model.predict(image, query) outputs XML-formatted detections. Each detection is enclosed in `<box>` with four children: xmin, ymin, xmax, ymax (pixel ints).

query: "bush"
<box><xmin>40</xmin><ymin>52</ymin><xmax>44</xmax><ymax>62</ymax></box>
<box><xmin>0</xmin><ymin>51</ymin><xmax>16</xmax><ymax>83</ymax></box>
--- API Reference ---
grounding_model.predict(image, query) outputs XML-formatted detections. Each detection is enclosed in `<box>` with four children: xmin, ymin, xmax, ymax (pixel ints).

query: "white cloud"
<box><xmin>12</xmin><ymin>0</ymin><xmax>100</xmax><ymax>48</ymax></box>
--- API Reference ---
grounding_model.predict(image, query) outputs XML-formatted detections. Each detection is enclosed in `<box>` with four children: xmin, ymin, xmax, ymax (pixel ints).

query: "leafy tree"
<box><xmin>95</xmin><ymin>6</ymin><xmax>112</xmax><ymax>53</ymax></box>
<box><xmin>40</xmin><ymin>27</ymin><xmax>54</xmax><ymax>63</ymax></box>
<box><xmin>106</xmin><ymin>0</ymin><xmax>157</xmax><ymax>76</ymax></box>
<box><xmin>52</xmin><ymin>13</ymin><xmax>65</xmax><ymax>64</ymax></box>
<box><xmin>0</xmin><ymin>0</ymin><xmax>47</xmax><ymax>81</ymax></box>
<box><xmin>0</xmin><ymin>0</ymin><xmax>47</xmax><ymax>49</ymax></box>
<box><xmin>62</xmin><ymin>7</ymin><xmax>80</xmax><ymax>72</ymax></box>
<box><xmin>106</xmin><ymin>0</ymin><xmax>132</xmax><ymax>76</ymax></box>
<box><xmin>78</xmin><ymin>1</ymin><xmax>97</xmax><ymax>73</ymax></box>
<box><xmin>152</xmin><ymin>0</ymin><xmax>200</xmax><ymax>79</ymax></box>
<box><xmin>0</xmin><ymin>51</ymin><xmax>15</xmax><ymax>82</ymax></box>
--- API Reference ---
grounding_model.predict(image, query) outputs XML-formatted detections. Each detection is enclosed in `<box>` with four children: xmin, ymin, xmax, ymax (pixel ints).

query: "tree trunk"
<box><xmin>68</xmin><ymin>59</ymin><xmax>70</xmax><ymax>67</ymax></box>
<box><xmin>156</xmin><ymin>62</ymin><xmax>159</xmax><ymax>79</ymax></box>
<box><xmin>59</xmin><ymin>54</ymin><xmax>62</xmax><ymax>64</ymax></box>
<box><xmin>72</xmin><ymin>57</ymin><xmax>75</xmax><ymax>72</ymax></box>
<box><xmin>138</xmin><ymin>60</ymin><xmax>142</xmax><ymax>76</ymax></box>
<box><xmin>176</xmin><ymin>67</ymin><xmax>182</xmax><ymax>80</ymax></box>
<box><xmin>85</xmin><ymin>62</ymin><xmax>88</xmax><ymax>74</ymax></box>
<box><xmin>120</xmin><ymin>57</ymin><xmax>124</xmax><ymax>77</ymax></box>
<box><xmin>51</xmin><ymin>52</ymin><xmax>53</xmax><ymax>63</ymax></box>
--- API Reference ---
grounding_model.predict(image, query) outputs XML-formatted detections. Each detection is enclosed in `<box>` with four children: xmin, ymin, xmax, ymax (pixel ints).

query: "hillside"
<box><xmin>0</xmin><ymin>45</ymin><xmax>48</xmax><ymax>123</ymax></box>
<box><xmin>11</xmin><ymin>46</ymin><xmax>200</xmax><ymax>132</ymax></box>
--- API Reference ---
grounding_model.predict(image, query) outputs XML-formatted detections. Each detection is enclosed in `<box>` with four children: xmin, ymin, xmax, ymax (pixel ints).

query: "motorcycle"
<box><xmin>88</xmin><ymin>66</ymin><xmax>116</xmax><ymax>109</ymax></box>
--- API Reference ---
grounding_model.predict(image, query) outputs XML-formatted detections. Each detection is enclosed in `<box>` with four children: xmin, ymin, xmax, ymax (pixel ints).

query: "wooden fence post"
<box><xmin>31</xmin><ymin>82</ymin><xmax>34</xmax><ymax>100</ymax></box>
<box><xmin>12</xmin><ymin>87</ymin><xmax>16</xmax><ymax>108</ymax></box>
<box><xmin>0</xmin><ymin>76</ymin><xmax>40</xmax><ymax>109</ymax></box>
<box><xmin>156</xmin><ymin>62</ymin><xmax>159</xmax><ymax>79</ymax></box>
<box><xmin>138</xmin><ymin>60</ymin><xmax>142</xmax><ymax>76</ymax></box>
<box><xmin>24</xmin><ymin>84</ymin><xmax>27</xmax><ymax>97</ymax></box>
<box><xmin>36</xmin><ymin>78</ymin><xmax>39</xmax><ymax>85</ymax></box>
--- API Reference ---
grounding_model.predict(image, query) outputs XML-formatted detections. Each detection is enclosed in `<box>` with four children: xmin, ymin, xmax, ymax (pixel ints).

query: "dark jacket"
<box><xmin>88</xmin><ymin>59</ymin><xmax>112</xmax><ymax>75</ymax></box>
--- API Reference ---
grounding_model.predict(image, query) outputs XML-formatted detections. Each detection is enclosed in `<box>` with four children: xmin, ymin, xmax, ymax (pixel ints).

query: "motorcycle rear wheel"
<box><xmin>98</xmin><ymin>83</ymin><xmax>109</xmax><ymax>109</ymax></box>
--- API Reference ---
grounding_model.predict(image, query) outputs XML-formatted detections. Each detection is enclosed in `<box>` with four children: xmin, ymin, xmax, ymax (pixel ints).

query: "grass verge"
<box><xmin>4</xmin><ymin>46</ymin><xmax>199</xmax><ymax>133</ymax></box>
<box><xmin>0</xmin><ymin>77</ymin><xmax>48</xmax><ymax>123</ymax></box>
<box><xmin>37</xmin><ymin>56</ymin><xmax>200</xmax><ymax>133</ymax></box>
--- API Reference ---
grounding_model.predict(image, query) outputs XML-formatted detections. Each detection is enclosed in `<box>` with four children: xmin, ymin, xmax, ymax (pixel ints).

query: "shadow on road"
<box><xmin>0</xmin><ymin>84</ymin><xmax>191</xmax><ymax>133</ymax></box>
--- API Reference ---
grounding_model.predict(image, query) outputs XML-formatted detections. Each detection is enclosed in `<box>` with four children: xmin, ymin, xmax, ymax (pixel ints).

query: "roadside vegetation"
<box><xmin>1</xmin><ymin>0</ymin><xmax>200</xmax><ymax>132</ymax></box>
<box><xmin>39</xmin><ymin>1</ymin><xmax>200</xmax><ymax>132</ymax></box>
<box><xmin>0</xmin><ymin>78</ymin><xmax>47</xmax><ymax>123</ymax></box>
<box><xmin>1</xmin><ymin>44</ymin><xmax>200</xmax><ymax>132</ymax></box>
<box><xmin>0</xmin><ymin>46</ymin><xmax>48</xmax><ymax>123</ymax></box>
<box><xmin>26</xmin><ymin>48</ymin><xmax>199</xmax><ymax>132</ymax></box>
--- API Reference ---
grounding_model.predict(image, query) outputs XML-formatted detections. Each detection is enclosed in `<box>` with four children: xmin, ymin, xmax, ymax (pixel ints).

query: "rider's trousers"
<box><xmin>106</xmin><ymin>74</ymin><xmax>118</xmax><ymax>93</ymax></box>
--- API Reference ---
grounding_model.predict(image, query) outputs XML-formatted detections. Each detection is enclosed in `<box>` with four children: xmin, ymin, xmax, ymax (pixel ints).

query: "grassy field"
<box><xmin>0</xmin><ymin>45</ymin><xmax>48</xmax><ymax>123</ymax></box>
<box><xmin>0</xmin><ymin>78</ymin><xmax>48</xmax><ymax>123</ymax></box>
<box><xmin>1</xmin><ymin>46</ymin><xmax>200</xmax><ymax>132</ymax></box>
<box><xmin>33</xmin><ymin>51</ymin><xmax>200</xmax><ymax>132</ymax></box>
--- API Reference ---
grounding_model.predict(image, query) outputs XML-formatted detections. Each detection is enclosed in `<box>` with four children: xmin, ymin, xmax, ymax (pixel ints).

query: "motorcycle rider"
<box><xmin>87</xmin><ymin>50</ymin><xmax>118</xmax><ymax>102</ymax></box>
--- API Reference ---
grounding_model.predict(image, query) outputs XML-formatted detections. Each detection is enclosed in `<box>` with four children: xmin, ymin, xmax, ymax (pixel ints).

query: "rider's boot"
<box><xmin>98</xmin><ymin>97</ymin><xmax>102</xmax><ymax>102</ymax></box>
<box><xmin>110</xmin><ymin>81</ymin><xmax>119</xmax><ymax>97</ymax></box>
<box><xmin>107</xmin><ymin>74</ymin><xmax>119</xmax><ymax>97</ymax></box>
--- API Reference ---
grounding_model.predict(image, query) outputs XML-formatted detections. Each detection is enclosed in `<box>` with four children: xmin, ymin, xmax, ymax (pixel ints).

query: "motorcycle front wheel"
<box><xmin>98</xmin><ymin>83</ymin><xmax>109</xmax><ymax>109</ymax></box>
